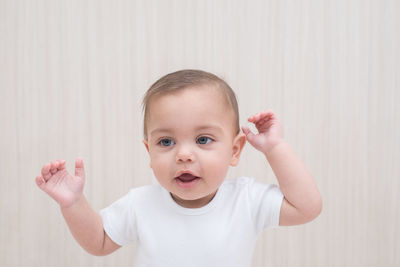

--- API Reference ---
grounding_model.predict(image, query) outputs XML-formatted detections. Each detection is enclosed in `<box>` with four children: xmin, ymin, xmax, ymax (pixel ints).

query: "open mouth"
<box><xmin>176</xmin><ymin>173</ymin><xmax>199</xmax><ymax>183</ymax></box>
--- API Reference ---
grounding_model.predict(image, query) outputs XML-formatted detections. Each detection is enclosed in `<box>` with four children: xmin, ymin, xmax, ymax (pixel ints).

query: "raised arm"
<box><xmin>241</xmin><ymin>110</ymin><xmax>322</xmax><ymax>226</ymax></box>
<box><xmin>35</xmin><ymin>158</ymin><xmax>120</xmax><ymax>255</ymax></box>
<box><xmin>264</xmin><ymin>141</ymin><xmax>322</xmax><ymax>225</ymax></box>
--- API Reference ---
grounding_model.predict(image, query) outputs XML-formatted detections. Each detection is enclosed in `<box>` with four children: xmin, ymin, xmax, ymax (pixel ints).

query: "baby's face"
<box><xmin>143</xmin><ymin>85</ymin><xmax>246</xmax><ymax>208</ymax></box>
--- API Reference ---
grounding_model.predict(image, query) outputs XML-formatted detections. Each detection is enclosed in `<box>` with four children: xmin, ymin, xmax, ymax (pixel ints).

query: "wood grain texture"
<box><xmin>0</xmin><ymin>0</ymin><xmax>398</xmax><ymax>266</ymax></box>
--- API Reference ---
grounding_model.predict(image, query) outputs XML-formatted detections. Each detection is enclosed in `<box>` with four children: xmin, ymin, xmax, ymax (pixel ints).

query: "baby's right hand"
<box><xmin>36</xmin><ymin>158</ymin><xmax>86</xmax><ymax>208</ymax></box>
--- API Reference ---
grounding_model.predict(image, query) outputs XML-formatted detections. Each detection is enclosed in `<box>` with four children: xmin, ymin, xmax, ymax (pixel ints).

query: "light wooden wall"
<box><xmin>1</xmin><ymin>0</ymin><xmax>399</xmax><ymax>266</ymax></box>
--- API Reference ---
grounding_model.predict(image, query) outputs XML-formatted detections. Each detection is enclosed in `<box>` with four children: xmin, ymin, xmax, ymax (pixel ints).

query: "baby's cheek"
<box><xmin>150</xmin><ymin>155</ymin><xmax>171</xmax><ymax>176</ymax></box>
<box><xmin>202</xmin><ymin>152</ymin><xmax>231</xmax><ymax>178</ymax></box>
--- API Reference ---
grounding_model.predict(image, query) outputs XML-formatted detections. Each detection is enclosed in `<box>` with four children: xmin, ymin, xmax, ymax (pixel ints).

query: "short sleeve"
<box><xmin>99</xmin><ymin>190</ymin><xmax>138</xmax><ymax>246</ymax></box>
<box><xmin>247</xmin><ymin>178</ymin><xmax>284</xmax><ymax>234</ymax></box>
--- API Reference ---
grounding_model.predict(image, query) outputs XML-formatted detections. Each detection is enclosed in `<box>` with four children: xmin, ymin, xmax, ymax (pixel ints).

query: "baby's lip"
<box><xmin>175</xmin><ymin>170</ymin><xmax>199</xmax><ymax>178</ymax></box>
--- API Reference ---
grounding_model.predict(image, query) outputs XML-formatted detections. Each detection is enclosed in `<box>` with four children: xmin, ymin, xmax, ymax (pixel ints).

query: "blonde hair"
<box><xmin>141</xmin><ymin>69</ymin><xmax>240</xmax><ymax>139</ymax></box>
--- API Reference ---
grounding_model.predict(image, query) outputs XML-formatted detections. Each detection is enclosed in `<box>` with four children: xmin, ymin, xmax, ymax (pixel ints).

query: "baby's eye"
<box><xmin>159</xmin><ymin>138</ymin><xmax>175</xmax><ymax>147</ymax></box>
<box><xmin>197</xmin><ymin>136</ymin><xmax>213</xmax><ymax>145</ymax></box>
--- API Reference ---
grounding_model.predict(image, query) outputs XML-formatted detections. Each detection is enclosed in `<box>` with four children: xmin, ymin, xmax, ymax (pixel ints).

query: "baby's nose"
<box><xmin>176</xmin><ymin>145</ymin><xmax>195</xmax><ymax>162</ymax></box>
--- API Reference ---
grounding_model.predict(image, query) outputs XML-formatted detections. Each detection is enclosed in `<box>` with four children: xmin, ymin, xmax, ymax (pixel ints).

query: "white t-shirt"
<box><xmin>100</xmin><ymin>176</ymin><xmax>284</xmax><ymax>267</ymax></box>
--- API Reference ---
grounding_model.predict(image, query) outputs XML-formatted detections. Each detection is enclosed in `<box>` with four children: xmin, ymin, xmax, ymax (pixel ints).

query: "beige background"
<box><xmin>1</xmin><ymin>0</ymin><xmax>399</xmax><ymax>266</ymax></box>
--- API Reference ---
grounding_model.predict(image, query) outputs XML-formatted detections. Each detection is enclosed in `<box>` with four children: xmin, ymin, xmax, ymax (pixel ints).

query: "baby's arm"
<box><xmin>263</xmin><ymin>142</ymin><xmax>322</xmax><ymax>225</ymax></box>
<box><xmin>60</xmin><ymin>194</ymin><xmax>120</xmax><ymax>255</ymax></box>
<box><xmin>242</xmin><ymin>110</ymin><xmax>322</xmax><ymax>226</ymax></box>
<box><xmin>35</xmin><ymin>158</ymin><xmax>120</xmax><ymax>255</ymax></box>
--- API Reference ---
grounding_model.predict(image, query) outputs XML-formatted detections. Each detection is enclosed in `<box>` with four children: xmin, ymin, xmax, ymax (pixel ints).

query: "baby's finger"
<box><xmin>35</xmin><ymin>176</ymin><xmax>47</xmax><ymax>191</ymax></box>
<box><xmin>241</xmin><ymin>126</ymin><xmax>251</xmax><ymax>135</ymax></box>
<box><xmin>256</xmin><ymin>116</ymin><xmax>274</xmax><ymax>127</ymax></box>
<box><xmin>249</xmin><ymin>115</ymin><xmax>270</xmax><ymax>126</ymax></box>
<box><xmin>248</xmin><ymin>110</ymin><xmax>273</xmax><ymax>122</ymax></box>
<box><xmin>248</xmin><ymin>113</ymin><xmax>259</xmax><ymax>122</ymax></box>
<box><xmin>50</xmin><ymin>161</ymin><xmax>59</xmax><ymax>174</ymax></box>
<box><xmin>257</xmin><ymin>110</ymin><xmax>274</xmax><ymax>121</ymax></box>
<box><xmin>241</xmin><ymin>126</ymin><xmax>257</xmax><ymax>145</ymax></box>
<box><xmin>57</xmin><ymin>159</ymin><xmax>66</xmax><ymax>170</ymax></box>
<box><xmin>41</xmin><ymin>163</ymin><xmax>52</xmax><ymax>181</ymax></box>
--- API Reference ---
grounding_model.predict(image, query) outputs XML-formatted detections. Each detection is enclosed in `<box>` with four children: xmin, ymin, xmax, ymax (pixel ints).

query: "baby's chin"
<box><xmin>170</xmin><ymin>190</ymin><xmax>217</xmax><ymax>208</ymax></box>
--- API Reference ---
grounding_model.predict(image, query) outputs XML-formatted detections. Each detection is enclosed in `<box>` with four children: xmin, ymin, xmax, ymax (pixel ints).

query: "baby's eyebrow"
<box><xmin>150</xmin><ymin>124</ymin><xmax>223</xmax><ymax>136</ymax></box>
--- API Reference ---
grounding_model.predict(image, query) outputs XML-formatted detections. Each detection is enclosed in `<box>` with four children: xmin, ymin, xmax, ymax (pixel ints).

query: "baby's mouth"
<box><xmin>176</xmin><ymin>173</ymin><xmax>199</xmax><ymax>183</ymax></box>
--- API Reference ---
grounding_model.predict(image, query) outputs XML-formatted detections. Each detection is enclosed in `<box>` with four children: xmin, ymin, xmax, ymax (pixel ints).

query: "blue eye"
<box><xmin>159</xmin><ymin>138</ymin><xmax>175</xmax><ymax>147</ymax></box>
<box><xmin>197</xmin><ymin>136</ymin><xmax>213</xmax><ymax>145</ymax></box>
<box><xmin>158</xmin><ymin>137</ymin><xmax>213</xmax><ymax>146</ymax></box>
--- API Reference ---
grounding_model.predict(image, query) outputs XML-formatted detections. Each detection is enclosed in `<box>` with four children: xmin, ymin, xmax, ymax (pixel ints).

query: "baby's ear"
<box><xmin>143</xmin><ymin>139</ymin><xmax>150</xmax><ymax>153</ymax></box>
<box><xmin>142</xmin><ymin>139</ymin><xmax>152</xmax><ymax>168</ymax></box>
<box><xmin>230</xmin><ymin>133</ymin><xmax>246</xmax><ymax>166</ymax></box>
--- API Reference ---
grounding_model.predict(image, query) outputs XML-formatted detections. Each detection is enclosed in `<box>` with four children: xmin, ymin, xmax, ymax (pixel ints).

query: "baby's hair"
<box><xmin>141</xmin><ymin>69</ymin><xmax>240</xmax><ymax>139</ymax></box>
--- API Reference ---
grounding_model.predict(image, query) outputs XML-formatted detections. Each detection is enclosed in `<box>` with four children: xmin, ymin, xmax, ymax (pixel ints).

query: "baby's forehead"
<box><xmin>147</xmin><ymin>87</ymin><xmax>237</xmax><ymax>132</ymax></box>
<box><xmin>148</xmin><ymin>85</ymin><xmax>231</xmax><ymax>111</ymax></box>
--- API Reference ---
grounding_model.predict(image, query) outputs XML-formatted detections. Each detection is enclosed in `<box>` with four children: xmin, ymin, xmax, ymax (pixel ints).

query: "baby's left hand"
<box><xmin>241</xmin><ymin>110</ymin><xmax>284</xmax><ymax>155</ymax></box>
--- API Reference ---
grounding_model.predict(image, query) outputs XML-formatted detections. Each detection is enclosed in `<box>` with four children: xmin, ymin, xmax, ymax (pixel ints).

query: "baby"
<box><xmin>36</xmin><ymin>69</ymin><xmax>322</xmax><ymax>267</ymax></box>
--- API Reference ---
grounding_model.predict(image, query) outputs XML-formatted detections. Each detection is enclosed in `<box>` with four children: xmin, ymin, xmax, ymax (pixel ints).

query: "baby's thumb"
<box><xmin>35</xmin><ymin>176</ymin><xmax>47</xmax><ymax>192</ymax></box>
<box><xmin>75</xmin><ymin>157</ymin><xmax>86</xmax><ymax>179</ymax></box>
<box><xmin>241</xmin><ymin>126</ymin><xmax>257</xmax><ymax>146</ymax></box>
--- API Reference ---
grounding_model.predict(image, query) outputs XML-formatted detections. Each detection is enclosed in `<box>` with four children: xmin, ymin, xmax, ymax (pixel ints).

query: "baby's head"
<box><xmin>142</xmin><ymin>69</ymin><xmax>246</xmax><ymax>208</ymax></box>
<box><xmin>142</xmin><ymin>69</ymin><xmax>240</xmax><ymax>140</ymax></box>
